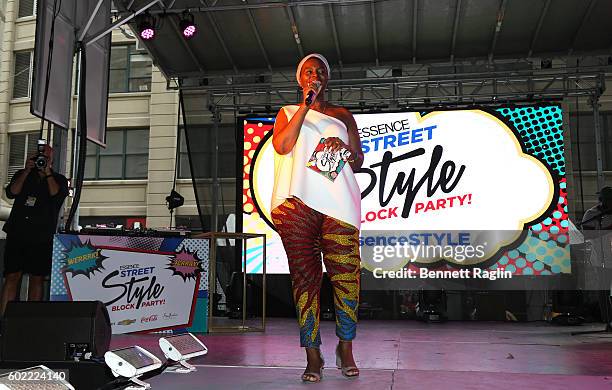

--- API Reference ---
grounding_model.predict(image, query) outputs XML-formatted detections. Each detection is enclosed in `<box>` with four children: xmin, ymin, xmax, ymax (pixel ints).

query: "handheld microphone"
<box><xmin>305</xmin><ymin>81</ymin><xmax>321</xmax><ymax>106</ymax></box>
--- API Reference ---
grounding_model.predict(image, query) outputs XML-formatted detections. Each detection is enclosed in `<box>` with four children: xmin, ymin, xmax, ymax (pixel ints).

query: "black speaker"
<box><xmin>417</xmin><ymin>290</ymin><xmax>447</xmax><ymax>322</ymax></box>
<box><xmin>225</xmin><ymin>272</ymin><xmax>259</xmax><ymax>318</ymax></box>
<box><xmin>551</xmin><ymin>290</ymin><xmax>585</xmax><ymax>325</ymax></box>
<box><xmin>472</xmin><ymin>291</ymin><xmax>505</xmax><ymax>321</ymax></box>
<box><xmin>1</xmin><ymin>301</ymin><xmax>111</xmax><ymax>361</ymax></box>
<box><xmin>553</xmin><ymin>290</ymin><xmax>583</xmax><ymax>313</ymax></box>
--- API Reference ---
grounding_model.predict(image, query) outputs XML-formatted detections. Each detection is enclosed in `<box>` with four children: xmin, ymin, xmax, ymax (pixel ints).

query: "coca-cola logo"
<box><xmin>140</xmin><ymin>314</ymin><xmax>158</xmax><ymax>323</ymax></box>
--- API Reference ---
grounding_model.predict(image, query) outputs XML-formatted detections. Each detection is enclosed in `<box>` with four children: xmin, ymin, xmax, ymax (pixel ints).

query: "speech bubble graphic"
<box><xmin>352</xmin><ymin>110</ymin><xmax>555</xmax><ymax>266</ymax></box>
<box><xmin>354</xmin><ymin>110</ymin><xmax>554</xmax><ymax>229</ymax></box>
<box><xmin>62</xmin><ymin>240</ymin><xmax>107</xmax><ymax>278</ymax></box>
<box><xmin>167</xmin><ymin>249</ymin><xmax>202</xmax><ymax>281</ymax></box>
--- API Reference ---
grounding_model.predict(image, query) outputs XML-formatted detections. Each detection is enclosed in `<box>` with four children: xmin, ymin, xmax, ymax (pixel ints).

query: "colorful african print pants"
<box><xmin>271</xmin><ymin>197</ymin><xmax>360</xmax><ymax>348</ymax></box>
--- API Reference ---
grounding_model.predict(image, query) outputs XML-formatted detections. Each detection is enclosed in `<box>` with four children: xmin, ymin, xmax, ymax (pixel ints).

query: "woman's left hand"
<box><xmin>323</xmin><ymin>137</ymin><xmax>350</xmax><ymax>154</ymax></box>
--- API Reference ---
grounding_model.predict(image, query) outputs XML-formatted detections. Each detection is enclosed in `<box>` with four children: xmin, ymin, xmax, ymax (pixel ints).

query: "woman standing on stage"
<box><xmin>270</xmin><ymin>53</ymin><xmax>363</xmax><ymax>382</ymax></box>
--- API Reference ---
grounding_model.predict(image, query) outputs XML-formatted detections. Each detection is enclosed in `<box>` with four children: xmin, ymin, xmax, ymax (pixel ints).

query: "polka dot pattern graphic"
<box><xmin>489</xmin><ymin>105</ymin><xmax>570</xmax><ymax>275</ymax></box>
<box><xmin>243</xmin><ymin>119</ymin><xmax>274</xmax><ymax>215</ymax></box>
<box><xmin>482</xmin><ymin>176</ymin><xmax>570</xmax><ymax>276</ymax></box>
<box><xmin>51</xmin><ymin>237</ymin><xmax>68</xmax><ymax>297</ymax></box>
<box><xmin>496</xmin><ymin>105</ymin><xmax>565</xmax><ymax>176</ymax></box>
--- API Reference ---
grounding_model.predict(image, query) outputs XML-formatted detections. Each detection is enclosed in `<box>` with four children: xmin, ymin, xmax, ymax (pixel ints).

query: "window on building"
<box><xmin>178</xmin><ymin>125</ymin><xmax>237</xmax><ymax>179</ymax></box>
<box><xmin>109</xmin><ymin>45</ymin><xmax>152</xmax><ymax>93</ymax></box>
<box><xmin>85</xmin><ymin>128</ymin><xmax>149</xmax><ymax>179</ymax></box>
<box><xmin>569</xmin><ymin>112</ymin><xmax>612</xmax><ymax>171</ymax></box>
<box><xmin>7</xmin><ymin>132</ymin><xmax>38</xmax><ymax>180</ymax></box>
<box><xmin>12</xmin><ymin>51</ymin><xmax>33</xmax><ymax>99</ymax></box>
<box><xmin>18</xmin><ymin>0</ymin><xmax>36</xmax><ymax>18</ymax></box>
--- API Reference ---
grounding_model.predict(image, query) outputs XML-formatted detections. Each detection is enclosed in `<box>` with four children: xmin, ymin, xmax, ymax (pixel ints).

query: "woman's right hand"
<box><xmin>302</xmin><ymin>80</ymin><xmax>322</xmax><ymax>108</ymax></box>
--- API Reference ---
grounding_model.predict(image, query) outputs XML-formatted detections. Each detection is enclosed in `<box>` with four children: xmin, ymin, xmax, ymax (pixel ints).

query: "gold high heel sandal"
<box><xmin>302</xmin><ymin>349</ymin><xmax>324</xmax><ymax>383</ymax></box>
<box><xmin>335</xmin><ymin>343</ymin><xmax>359</xmax><ymax>378</ymax></box>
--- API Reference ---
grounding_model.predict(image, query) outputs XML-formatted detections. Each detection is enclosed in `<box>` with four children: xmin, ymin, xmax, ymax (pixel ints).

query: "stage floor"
<box><xmin>110</xmin><ymin>318</ymin><xmax>612</xmax><ymax>389</ymax></box>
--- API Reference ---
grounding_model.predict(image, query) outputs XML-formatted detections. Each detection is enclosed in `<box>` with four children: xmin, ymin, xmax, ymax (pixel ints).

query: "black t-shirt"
<box><xmin>3</xmin><ymin>169</ymin><xmax>69</xmax><ymax>242</ymax></box>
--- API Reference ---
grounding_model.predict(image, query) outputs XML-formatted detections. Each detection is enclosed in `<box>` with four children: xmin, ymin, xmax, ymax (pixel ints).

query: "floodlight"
<box><xmin>159</xmin><ymin>333</ymin><xmax>208</xmax><ymax>373</ymax></box>
<box><xmin>179</xmin><ymin>12</ymin><xmax>197</xmax><ymax>39</ymax></box>
<box><xmin>0</xmin><ymin>365</ymin><xmax>74</xmax><ymax>389</ymax></box>
<box><xmin>166</xmin><ymin>190</ymin><xmax>185</xmax><ymax>210</ymax></box>
<box><xmin>104</xmin><ymin>346</ymin><xmax>162</xmax><ymax>389</ymax></box>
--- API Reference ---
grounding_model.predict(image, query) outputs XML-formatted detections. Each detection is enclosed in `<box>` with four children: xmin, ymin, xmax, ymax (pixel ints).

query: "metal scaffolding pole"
<box><xmin>211</xmin><ymin>105</ymin><xmax>221</xmax><ymax>232</ymax></box>
<box><xmin>589</xmin><ymin>95</ymin><xmax>605</xmax><ymax>190</ymax></box>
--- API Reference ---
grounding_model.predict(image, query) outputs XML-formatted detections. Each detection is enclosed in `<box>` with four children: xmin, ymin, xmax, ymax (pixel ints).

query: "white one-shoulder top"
<box><xmin>271</xmin><ymin>105</ymin><xmax>361</xmax><ymax>229</ymax></box>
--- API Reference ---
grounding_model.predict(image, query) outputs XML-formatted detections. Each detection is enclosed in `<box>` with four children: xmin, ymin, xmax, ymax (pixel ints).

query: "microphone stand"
<box><xmin>572</xmin><ymin>208</ymin><xmax>612</xmax><ymax>335</ymax></box>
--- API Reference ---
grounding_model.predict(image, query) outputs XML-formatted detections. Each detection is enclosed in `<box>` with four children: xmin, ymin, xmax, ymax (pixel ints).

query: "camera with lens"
<box><xmin>31</xmin><ymin>139</ymin><xmax>48</xmax><ymax>170</ymax></box>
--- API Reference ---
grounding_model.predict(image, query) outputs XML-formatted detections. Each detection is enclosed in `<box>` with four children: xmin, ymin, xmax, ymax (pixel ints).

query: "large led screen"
<box><xmin>241</xmin><ymin>105</ymin><xmax>569</xmax><ymax>279</ymax></box>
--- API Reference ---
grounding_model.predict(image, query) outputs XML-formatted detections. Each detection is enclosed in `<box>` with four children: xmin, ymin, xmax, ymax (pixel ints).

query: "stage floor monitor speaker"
<box><xmin>551</xmin><ymin>290</ymin><xmax>585</xmax><ymax>325</ymax></box>
<box><xmin>1</xmin><ymin>301</ymin><xmax>111</xmax><ymax>361</ymax></box>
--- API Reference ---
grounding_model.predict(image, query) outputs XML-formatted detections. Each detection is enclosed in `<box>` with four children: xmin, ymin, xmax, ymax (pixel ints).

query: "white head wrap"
<box><xmin>295</xmin><ymin>53</ymin><xmax>331</xmax><ymax>86</ymax></box>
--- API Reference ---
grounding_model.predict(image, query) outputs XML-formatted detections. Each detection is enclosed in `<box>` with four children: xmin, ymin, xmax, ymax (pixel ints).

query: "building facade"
<box><xmin>0</xmin><ymin>0</ymin><xmax>202</xmax><ymax>232</ymax></box>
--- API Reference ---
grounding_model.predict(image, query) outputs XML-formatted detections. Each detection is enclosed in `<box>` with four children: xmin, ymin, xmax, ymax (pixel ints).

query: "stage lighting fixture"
<box><xmin>158</xmin><ymin>333</ymin><xmax>208</xmax><ymax>373</ymax></box>
<box><xmin>137</xmin><ymin>13</ymin><xmax>156</xmax><ymax>41</ymax></box>
<box><xmin>104</xmin><ymin>346</ymin><xmax>162</xmax><ymax>389</ymax></box>
<box><xmin>139</xmin><ymin>23</ymin><xmax>154</xmax><ymax>40</ymax></box>
<box><xmin>179</xmin><ymin>12</ymin><xmax>197</xmax><ymax>39</ymax></box>
<box><xmin>166</xmin><ymin>190</ymin><xmax>185</xmax><ymax>210</ymax></box>
<box><xmin>0</xmin><ymin>365</ymin><xmax>75</xmax><ymax>389</ymax></box>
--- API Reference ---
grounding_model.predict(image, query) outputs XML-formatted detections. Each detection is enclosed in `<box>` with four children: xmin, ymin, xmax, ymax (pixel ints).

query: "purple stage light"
<box><xmin>137</xmin><ymin>13</ymin><xmax>156</xmax><ymax>41</ymax></box>
<box><xmin>182</xmin><ymin>24</ymin><xmax>196</xmax><ymax>38</ymax></box>
<box><xmin>179</xmin><ymin>12</ymin><xmax>197</xmax><ymax>39</ymax></box>
<box><xmin>140</xmin><ymin>26</ymin><xmax>155</xmax><ymax>40</ymax></box>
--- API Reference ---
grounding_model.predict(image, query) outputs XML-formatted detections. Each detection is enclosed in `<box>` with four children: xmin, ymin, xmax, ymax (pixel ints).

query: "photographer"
<box><xmin>1</xmin><ymin>144</ymin><xmax>68</xmax><ymax>315</ymax></box>
<box><xmin>582</xmin><ymin>186</ymin><xmax>612</xmax><ymax>230</ymax></box>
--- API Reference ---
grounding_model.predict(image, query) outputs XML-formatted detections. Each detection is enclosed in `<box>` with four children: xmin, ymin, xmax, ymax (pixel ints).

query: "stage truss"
<box><xmin>169</xmin><ymin>68</ymin><xmax>605</xmax><ymax>112</ymax></box>
<box><xmin>176</xmin><ymin>67</ymin><xmax>608</xmax><ymax>207</ymax></box>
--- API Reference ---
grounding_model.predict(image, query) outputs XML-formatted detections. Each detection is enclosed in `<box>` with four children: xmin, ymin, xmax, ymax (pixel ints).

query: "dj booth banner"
<box><xmin>50</xmin><ymin>234</ymin><xmax>209</xmax><ymax>334</ymax></box>
<box><xmin>242</xmin><ymin>104</ymin><xmax>570</xmax><ymax>278</ymax></box>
